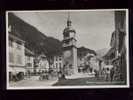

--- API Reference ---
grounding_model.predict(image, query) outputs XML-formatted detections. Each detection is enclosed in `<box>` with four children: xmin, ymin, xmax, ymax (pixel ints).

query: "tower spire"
<box><xmin>67</xmin><ymin>12</ymin><xmax>72</xmax><ymax>27</ymax></box>
<box><xmin>68</xmin><ymin>12</ymin><xmax>70</xmax><ymax>21</ymax></box>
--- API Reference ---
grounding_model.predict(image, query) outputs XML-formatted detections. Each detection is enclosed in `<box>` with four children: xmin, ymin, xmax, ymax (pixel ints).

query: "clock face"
<box><xmin>70</xmin><ymin>32</ymin><xmax>75</xmax><ymax>38</ymax></box>
<box><xmin>64</xmin><ymin>50</ymin><xmax>71</xmax><ymax>58</ymax></box>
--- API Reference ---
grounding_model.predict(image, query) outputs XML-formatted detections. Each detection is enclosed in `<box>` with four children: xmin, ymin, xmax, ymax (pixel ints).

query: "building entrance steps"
<box><xmin>66</xmin><ymin>72</ymin><xmax>95</xmax><ymax>79</ymax></box>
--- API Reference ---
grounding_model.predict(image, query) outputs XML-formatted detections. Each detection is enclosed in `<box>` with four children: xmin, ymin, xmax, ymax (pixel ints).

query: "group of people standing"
<box><xmin>101</xmin><ymin>66</ymin><xmax>115</xmax><ymax>82</ymax></box>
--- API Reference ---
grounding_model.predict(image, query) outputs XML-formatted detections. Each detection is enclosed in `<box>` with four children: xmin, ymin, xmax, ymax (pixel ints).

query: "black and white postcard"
<box><xmin>6</xmin><ymin>9</ymin><xmax>129</xmax><ymax>89</ymax></box>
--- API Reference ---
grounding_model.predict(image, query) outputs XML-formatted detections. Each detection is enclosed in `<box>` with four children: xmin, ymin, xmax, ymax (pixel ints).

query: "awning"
<box><xmin>103</xmin><ymin>65</ymin><xmax>113</xmax><ymax>69</ymax></box>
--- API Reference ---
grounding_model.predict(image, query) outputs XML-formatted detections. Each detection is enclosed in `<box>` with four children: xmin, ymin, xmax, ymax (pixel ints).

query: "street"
<box><xmin>9</xmin><ymin>75</ymin><xmax>125</xmax><ymax>87</ymax></box>
<box><xmin>53</xmin><ymin>77</ymin><xmax>126</xmax><ymax>86</ymax></box>
<box><xmin>9</xmin><ymin>76</ymin><xmax>58</xmax><ymax>87</ymax></box>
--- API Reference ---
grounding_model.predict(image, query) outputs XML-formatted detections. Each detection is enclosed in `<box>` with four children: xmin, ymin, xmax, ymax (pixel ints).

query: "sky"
<box><xmin>13</xmin><ymin>10</ymin><xmax>115</xmax><ymax>51</ymax></box>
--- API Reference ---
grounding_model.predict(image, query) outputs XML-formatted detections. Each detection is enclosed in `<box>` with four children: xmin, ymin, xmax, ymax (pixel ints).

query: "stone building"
<box><xmin>62</xmin><ymin>13</ymin><xmax>78</xmax><ymax>75</ymax></box>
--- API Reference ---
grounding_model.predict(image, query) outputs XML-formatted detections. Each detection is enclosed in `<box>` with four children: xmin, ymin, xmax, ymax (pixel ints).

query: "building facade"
<box><xmin>53</xmin><ymin>55</ymin><xmax>63</xmax><ymax>72</ymax></box>
<box><xmin>77</xmin><ymin>47</ymin><xmax>96</xmax><ymax>73</ymax></box>
<box><xmin>37</xmin><ymin>54</ymin><xmax>49</xmax><ymax>73</ymax></box>
<box><xmin>25</xmin><ymin>48</ymin><xmax>35</xmax><ymax>74</ymax></box>
<box><xmin>103</xmin><ymin>11</ymin><xmax>126</xmax><ymax>82</ymax></box>
<box><xmin>89</xmin><ymin>56</ymin><xmax>99</xmax><ymax>71</ymax></box>
<box><xmin>8</xmin><ymin>25</ymin><xmax>26</xmax><ymax>81</ymax></box>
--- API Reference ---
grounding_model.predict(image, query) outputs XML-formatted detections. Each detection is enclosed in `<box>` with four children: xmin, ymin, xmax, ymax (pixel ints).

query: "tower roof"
<box><xmin>63</xmin><ymin>12</ymin><xmax>76</xmax><ymax>34</ymax></box>
<box><xmin>67</xmin><ymin>12</ymin><xmax>72</xmax><ymax>27</ymax></box>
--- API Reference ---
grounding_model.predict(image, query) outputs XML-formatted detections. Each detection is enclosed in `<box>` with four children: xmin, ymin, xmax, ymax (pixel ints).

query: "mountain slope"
<box><xmin>96</xmin><ymin>48</ymin><xmax>110</xmax><ymax>57</ymax></box>
<box><xmin>8</xmin><ymin>13</ymin><xmax>62</xmax><ymax>56</ymax></box>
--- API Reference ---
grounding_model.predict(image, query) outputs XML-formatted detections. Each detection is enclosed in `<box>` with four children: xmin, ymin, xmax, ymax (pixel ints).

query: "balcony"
<box><xmin>63</xmin><ymin>42</ymin><xmax>76</xmax><ymax>47</ymax></box>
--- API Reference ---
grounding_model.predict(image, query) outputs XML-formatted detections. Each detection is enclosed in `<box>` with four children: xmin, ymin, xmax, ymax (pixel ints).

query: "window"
<box><xmin>56</xmin><ymin>56</ymin><xmax>58</xmax><ymax>61</ymax></box>
<box><xmin>27</xmin><ymin>56</ymin><xmax>30</xmax><ymax>61</ymax></box>
<box><xmin>59</xmin><ymin>63</ymin><xmax>62</xmax><ymax>68</ymax></box>
<box><xmin>59</xmin><ymin>56</ymin><xmax>62</xmax><ymax>60</ymax></box>
<box><xmin>27</xmin><ymin>63</ymin><xmax>32</xmax><ymax>67</ymax></box>
<box><xmin>56</xmin><ymin>63</ymin><xmax>58</xmax><ymax>68</ymax></box>
<box><xmin>9</xmin><ymin>40</ymin><xmax>13</xmax><ymax>47</ymax></box>
<box><xmin>64</xmin><ymin>33</ymin><xmax>69</xmax><ymax>38</ymax></box>
<box><xmin>8</xmin><ymin>25</ymin><xmax>11</xmax><ymax>32</ymax></box>
<box><xmin>79</xmin><ymin>53</ymin><xmax>82</xmax><ymax>57</ymax></box>
<box><xmin>16</xmin><ymin>55</ymin><xmax>22</xmax><ymax>64</ymax></box>
<box><xmin>65</xmin><ymin>41</ymin><xmax>69</xmax><ymax>45</ymax></box>
<box><xmin>16</xmin><ymin>43</ymin><xmax>21</xmax><ymax>50</ymax></box>
<box><xmin>70</xmin><ymin>32</ymin><xmax>74</xmax><ymax>38</ymax></box>
<box><xmin>9</xmin><ymin>52</ymin><xmax>14</xmax><ymax>63</ymax></box>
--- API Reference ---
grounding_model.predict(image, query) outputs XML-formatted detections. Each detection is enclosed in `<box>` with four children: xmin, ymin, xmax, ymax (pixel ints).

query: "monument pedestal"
<box><xmin>66</xmin><ymin>72</ymin><xmax>95</xmax><ymax>79</ymax></box>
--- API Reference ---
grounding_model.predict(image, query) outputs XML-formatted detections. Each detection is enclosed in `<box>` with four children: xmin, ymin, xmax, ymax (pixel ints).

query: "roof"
<box><xmin>25</xmin><ymin>48</ymin><xmax>35</xmax><ymax>56</ymax></box>
<box><xmin>9</xmin><ymin>33</ymin><xmax>25</xmax><ymax>43</ymax></box>
<box><xmin>77</xmin><ymin>46</ymin><xmax>97</xmax><ymax>55</ymax></box>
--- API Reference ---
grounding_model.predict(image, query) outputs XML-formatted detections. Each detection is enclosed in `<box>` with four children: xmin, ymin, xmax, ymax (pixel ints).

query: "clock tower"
<box><xmin>62</xmin><ymin>13</ymin><xmax>78</xmax><ymax>75</ymax></box>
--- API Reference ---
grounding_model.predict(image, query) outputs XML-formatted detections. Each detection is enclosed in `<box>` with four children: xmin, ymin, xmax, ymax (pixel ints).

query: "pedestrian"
<box><xmin>27</xmin><ymin>70</ymin><xmax>30</xmax><ymax>78</ymax></box>
<box><xmin>106</xmin><ymin>68</ymin><xmax>110</xmax><ymax>81</ymax></box>
<box><xmin>94</xmin><ymin>70</ymin><xmax>98</xmax><ymax>79</ymax></box>
<box><xmin>101</xmin><ymin>68</ymin><xmax>106</xmax><ymax>79</ymax></box>
<box><xmin>58</xmin><ymin>65</ymin><xmax>66</xmax><ymax>80</ymax></box>
<box><xmin>110</xmin><ymin>67</ymin><xmax>115</xmax><ymax>82</ymax></box>
<box><xmin>103</xmin><ymin>68</ymin><xmax>106</xmax><ymax>80</ymax></box>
